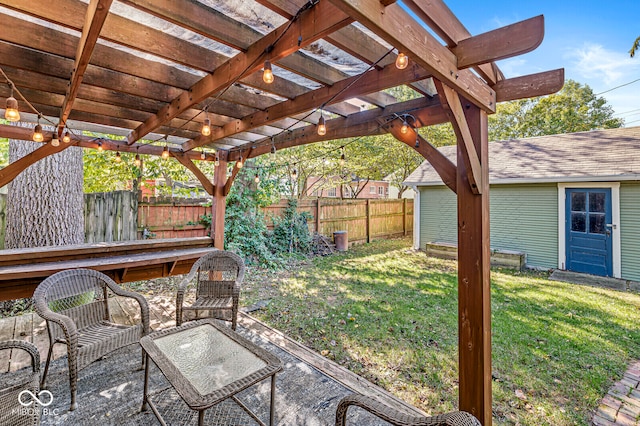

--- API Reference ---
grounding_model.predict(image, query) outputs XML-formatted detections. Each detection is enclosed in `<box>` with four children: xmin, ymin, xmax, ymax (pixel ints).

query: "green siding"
<box><xmin>620</xmin><ymin>182</ymin><xmax>640</xmax><ymax>282</ymax></box>
<box><xmin>419</xmin><ymin>187</ymin><xmax>457</xmax><ymax>246</ymax></box>
<box><xmin>419</xmin><ymin>183</ymin><xmax>558</xmax><ymax>269</ymax></box>
<box><xmin>490</xmin><ymin>184</ymin><xmax>558</xmax><ymax>269</ymax></box>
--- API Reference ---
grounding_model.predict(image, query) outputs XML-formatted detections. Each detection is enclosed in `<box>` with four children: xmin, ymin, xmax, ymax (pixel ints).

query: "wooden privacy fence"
<box><xmin>137</xmin><ymin>196</ymin><xmax>210</xmax><ymax>239</ymax></box>
<box><xmin>85</xmin><ymin>191</ymin><xmax>138</xmax><ymax>242</ymax></box>
<box><xmin>263</xmin><ymin>198</ymin><xmax>413</xmax><ymax>244</ymax></box>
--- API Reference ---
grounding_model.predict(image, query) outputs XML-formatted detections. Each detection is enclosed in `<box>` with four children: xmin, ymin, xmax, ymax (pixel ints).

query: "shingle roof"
<box><xmin>404</xmin><ymin>126</ymin><xmax>640</xmax><ymax>186</ymax></box>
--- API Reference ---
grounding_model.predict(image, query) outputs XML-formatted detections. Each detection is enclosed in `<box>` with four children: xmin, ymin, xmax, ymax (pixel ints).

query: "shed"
<box><xmin>405</xmin><ymin>126</ymin><xmax>640</xmax><ymax>281</ymax></box>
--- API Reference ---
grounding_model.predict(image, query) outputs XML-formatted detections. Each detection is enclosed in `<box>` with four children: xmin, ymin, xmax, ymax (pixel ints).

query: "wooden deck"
<box><xmin>0</xmin><ymin>294</ymin><xmax>425</xmax><ymax>421</ymax></box>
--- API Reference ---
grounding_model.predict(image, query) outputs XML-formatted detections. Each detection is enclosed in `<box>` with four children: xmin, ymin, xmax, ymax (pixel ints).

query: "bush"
<box><xmin>269</xmin><ymin>198</ymin><xmax>312</xmax><ymax>255</ymax></box>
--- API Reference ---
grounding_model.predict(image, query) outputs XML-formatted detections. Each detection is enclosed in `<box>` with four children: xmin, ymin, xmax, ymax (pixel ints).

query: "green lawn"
<box><xmin>242</xmin><ymin>238</ymin><xmax>640</xmax><ymax>425</ymax></box>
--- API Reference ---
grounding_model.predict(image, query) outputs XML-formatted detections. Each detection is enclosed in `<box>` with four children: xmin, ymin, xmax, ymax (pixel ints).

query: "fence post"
<box><xmin>316</xmin><ymin>198</ymin><xmax>321</xmax><ymax>234</ymax></box>
<box><xmin>366</xmin><ymin>199</ymin><xmax>371</xmax><ymax>243</ymax></box>
<box><xmin>403</xmin><ymin>198</ymin><xmax>407</xmax><ymax>236</ymax></box>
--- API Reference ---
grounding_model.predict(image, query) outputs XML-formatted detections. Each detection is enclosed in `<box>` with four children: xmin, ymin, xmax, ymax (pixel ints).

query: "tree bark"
<box><xmin>5</xmin><ymin>129</ymin><xmax>84</xmax><ymax>249</ymax></box>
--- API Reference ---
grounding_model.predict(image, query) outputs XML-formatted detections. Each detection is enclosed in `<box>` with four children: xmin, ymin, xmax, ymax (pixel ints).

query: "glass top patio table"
<box><xmin>140</xmin><ymin>319</ymin><xmax>281</xmax><ymax>424</ymax></box>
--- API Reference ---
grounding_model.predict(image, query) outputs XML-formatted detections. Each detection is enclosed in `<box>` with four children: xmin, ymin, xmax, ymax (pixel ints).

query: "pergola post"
<box><xmin>211</xmin><ymin>152</ymin><xmax>228</xmax><ymax>250</ymax></box>
<box><xmin>456</xmin><ymin>102</ymin><xmax>491</xmax><ymax>424</ymax></box>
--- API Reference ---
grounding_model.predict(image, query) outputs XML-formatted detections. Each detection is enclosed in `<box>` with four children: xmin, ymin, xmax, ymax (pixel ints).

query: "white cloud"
<box><xmin>565</xmin><ymin>43</ymin><xmax>640</xmax><ymax>86</ymax></box>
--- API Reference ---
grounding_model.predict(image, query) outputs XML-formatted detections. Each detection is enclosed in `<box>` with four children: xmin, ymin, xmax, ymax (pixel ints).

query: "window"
<box><xmin>378</xmin><ymin>186</ymin><xmax>384</xmax><ymax>196</ymax></box>
<box><xmin>327</xmin><ymin>187</ymin><xmax>336</xmax><ymax>197</ymax></box>
<box><xmin>370</xmin><ymin>186</ymin><xmax>376</xmax><ymax>194</ymax></box>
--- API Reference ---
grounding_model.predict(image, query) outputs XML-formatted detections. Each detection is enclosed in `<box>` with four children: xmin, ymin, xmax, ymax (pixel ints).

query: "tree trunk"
<box><xmin>5</xmin><ymin>135</ymin><xmax>84</xmax><ymax>249</ymax></box>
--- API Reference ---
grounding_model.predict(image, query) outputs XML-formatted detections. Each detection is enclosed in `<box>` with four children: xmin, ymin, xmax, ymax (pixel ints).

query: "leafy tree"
<box><xmin>489</xmin><ymin>80</ymin><xmax>623</xmax><ymax>140</ymax></box>
<box><xmin>631</xmin><ymin>36</ymin><xmax>640</xmax><ymax>57</ymax></box>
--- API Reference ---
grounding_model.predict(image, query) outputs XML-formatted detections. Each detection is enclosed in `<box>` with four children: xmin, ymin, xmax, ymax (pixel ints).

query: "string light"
<box><xmin>254</xmin><ymin>173</ymin><xmax>260</xmax><ymax>183</ymax></box>
<box><xmin>340</xmin><ymin>146</ymin><xmax>346</xmax><ymax>167</ymax></box>
<box><xmin>270</xmin><ymin>138</ymin><xmax>277</xmax><ymax>156</ymax></box>
<box><xmin>162</xmin><ymin>145</ymin><xmax>169</xmax><ymax>159</ymax></box>
<box><xmin>236</xmin><ymin>158</ymin><xmax>243</xmax><ymax>169</ymax></box>
<box><xmin>63</xmin><ymin>131</ymin><xmax>71</xmax><ymax>143</ymax></box>
<box><xmin>414</xmin><ymin>137</ymin><xmax>420</xmax><ymax>149</ymax></box>
<box><xmin>51</xmin><ymin>135</ymin><xmax>59</xmax><ymax>147</ymax></box>
<box><xmin>4</xmin><ymin>86</ymin><xmax>19</xmax><ymax>122</ymax></box>
<box><xmin>32</xmin><ymin>117</ymin><xmax>43</xmax><ymax>142</ymax></box>
<box><xmin>114</xmin><ymin>152</ymin><xmax>122</xmax><ymax>163</ymax></box>
<box><xmin>200</xmin><ymin>150</ymin><xmax>206</xmax><ymax>160</ymax></box>
<box><xmin>317</xmin><ymin>112</ymin><xmax>326</xmax><ymax>136</ymax></box>
<box><xmin>201</xmin><ymin>111</ymin><xmax>211</xmax><ymax>137</ymax></box>
<box><xmin>263</xmin><ymin>60</ymin><xmax>274</xmax><ymax>84</ymax></box>
<box><xmin>134</xmin><ymin>151</ymin><xmax>142</xmax><ymax>167</ymax></box>
<box><xmin>214</xmin><ymin>153</ymin><xmax>220</xmax><ymax>167</ymax></box>
<box><xmin>97</xmin><ymin>142</ymin><xmax>103</xmax><ymax>152</ymax></box>
<box><xmin>400</xmin><ymin>119</ymin><xmax>410</xmax><ymax>134</ymax></box>
<box><xmin>292</xmin><ymin>169</ymin><xmax>297</xmax><ymax>179</ymax></box>
<box><xmin>395</xmin><ymin>52</ymin><xmax>408</xmax><ymax>70</ymax></box>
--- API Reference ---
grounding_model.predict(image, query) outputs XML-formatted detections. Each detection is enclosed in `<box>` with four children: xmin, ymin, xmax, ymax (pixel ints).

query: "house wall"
<box><xmin>419</xmin><ymin>183</ymin><xmax>558</xmax><ymax>270</ymax></box>
<box><xmin>620</xmin><ymin>182</ymin><xmax>640</xmax><ymax>281</ymax></box>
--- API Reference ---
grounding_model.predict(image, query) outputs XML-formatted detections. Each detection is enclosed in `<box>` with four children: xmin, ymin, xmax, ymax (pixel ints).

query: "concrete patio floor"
<box><xmin>0</xmin><ymin>295</ymin><xmax>424</xmax><ymax>425</ymax></box>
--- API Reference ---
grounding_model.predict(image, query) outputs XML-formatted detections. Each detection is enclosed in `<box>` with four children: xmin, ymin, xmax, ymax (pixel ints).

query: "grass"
<box><xmin>242</xmin><ymin>237</ymin><xmax>640</xmax><ymax>425</ymax></box>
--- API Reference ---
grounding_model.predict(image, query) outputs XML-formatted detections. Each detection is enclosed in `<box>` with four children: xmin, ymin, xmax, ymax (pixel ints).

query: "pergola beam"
<box><xmin>59</xmin><ymin>0</ymin><xmax>113</xmax><ymax>134</ymax></box>
<box><xmin>0</xmin><ymin>143</ymin><xmax>72</xmax><ymax>189</ymax></box>
<box><xmin>403</xmin><ymin>0</ymin><xmax>503</xmax><ymax>85</ymax></box>
<box><xmin>382</xmin><ymin>118</ymin><xmax>457</xmax><ymax>193</ymax></box>
<box><xmin>183</xmin><ymin>62</ymin><xmax>430</xmax><ymax>151</ymax></box>
<box><xmin>328</xmin><ymin>0</ymin><xmax>496</xmax><ymax>112</ymax></box>
<box><xmin>126</xmin><ymin>1</ymin><xmax>353</xmax><ymax>144</ymax></box>
<box><xmin>453</xmin><ymin>16</ymin><xmax>544</xmax><ymax>70</ymax></box>
<box><xmin>494</xmin><ymin>69</ymin><xmax>565</xmax><ymax>102</ymax></box>
<box><xmin>173</xmin><ymin>154</ymin><xmax>215</xmax><ymax>196</ymax></box>
<box><xmin>436</xmin><ymin>81</ymin><xmax>483</xmax><ymax>194</ymax></box>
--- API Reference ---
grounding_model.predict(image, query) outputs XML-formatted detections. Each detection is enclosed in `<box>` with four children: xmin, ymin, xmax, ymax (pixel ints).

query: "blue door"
<box><xmin>566</xmin><ymin>188</ymin><xmax>613</xmax><ymax>276</ymax></box>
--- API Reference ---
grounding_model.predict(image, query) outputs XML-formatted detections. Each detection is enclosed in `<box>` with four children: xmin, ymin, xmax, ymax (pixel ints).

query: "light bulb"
<box><xmin>51</xmin><ymin>136</ymin><xmax>59</xmax><ymax>147</ymax></box>
<box><xmin>200</xmin><ymin>151</ymin><xmax>206</xmax><ymax>160</ymax></box>
<box><xmin>317</xmin><ymin>115</ymin><xmax>326</xmax><ymax>136</ymax></box>
<box><xmin>292</xmin><ymin>169</ymin><xmax>297</xmax><ymax>179</ymax></box>
<box><xmin>340</xmin><ymin>153</ymin><xmax>346</xmax><ymax>167</ymax></box>
<box><xmin>134</xmin><ymin>154</ymin><xmax>141</xmax><ymax>167</ymax></box>
<box><xmin>263</xmin><ymin>60</ymin><xmax>274</xmax><ymax>84</ymax></box>
<box><xmin>415</xmin><ymin>138</ymin><xmax>420</xmax><ymax>149</ymax></box>
<box><xmin>400</xmin><ymin>120</ymin><xmax>410</xmax><ymax>134</ymax></box>
<box><xmin>97</xmin><ymin>142</ymin><xmax>103</xmax><ymax>152</ymax></box>
<box><xmin>32</xmin><ymin>124</ymin><xmax>43</xmax><ymax>142</ymax></box>
<box><xmin>254</xmin><ymin>174</ymin><xmax>260</xmax><ymax>183</ymax></box>
<box><xmin>236</xmin><ymin>159</ymin><xmax>243</xmax><ymax>169</ymax></box>
<box><xmin>162</xmin><ymin>146</ymin><xmax>169</xmax><ymax>159</ymax></box>
<box><xmin>63</xmin><ymin>131</ymin><xmax>71</xmax><ymax>143</ymax></box>
<box><xmin>5</xmin><ymin>96</ymin><xmax>20</xmax><ymax>122</ymax></box>
<box><xmin>395</xmin><ymin>52</ymin><xmax>408</xmax><ymax>70</ymax></box>
<box><xmin>201</xmin><ymin>117</ymin><xmax>211</xmax><ymax>136</ymax></box>
<box><xmin>115</xmin><ymin>152</ymin><xmax>122</xmax><ymax>163</ymax></box>
<box><xmin>214</xmin><ymin>157</ymin><xmax>220</xmax><ymax>167</ymax></box>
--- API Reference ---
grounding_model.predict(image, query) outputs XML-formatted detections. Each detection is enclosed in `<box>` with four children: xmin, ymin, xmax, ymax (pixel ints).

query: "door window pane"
<box><xmin>571</xmin><ymin>192</ymin><xmax>586</xmax><ymax>212</ymax></box>
<box><xmin>571</xmin><ymin>212</ymin><xmax>586</xmax><ymax>232</ymax></box>
<box><xmin>589</xmin><ymin>213</ymin><xmax>606</xmax><ymax>234</ymax></box>
<box><xmin>589</xmin><ymin>192</ymin><xmax>606</xmax><ymax>213</ymax></box>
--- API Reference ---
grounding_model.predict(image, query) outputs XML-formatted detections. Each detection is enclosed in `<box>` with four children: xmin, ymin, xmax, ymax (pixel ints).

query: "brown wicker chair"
<box><xmin>176</xmin><ymin>250</ymin><xmax>245</xmax><ymax>330</ymax></box>
<box><xmin>335</xmin><ymin>394</ymin><xmax>482</xmax><ymax>426</ymax></box>
<box><xmin>34</xmin><ymin>268</ymin><xmax>149</xmax><ymax>411</ymax></box>
<box><xmin>0</xmin><ymin>340</ymin><xmax>41</xmax><ymax>426</ymax></box>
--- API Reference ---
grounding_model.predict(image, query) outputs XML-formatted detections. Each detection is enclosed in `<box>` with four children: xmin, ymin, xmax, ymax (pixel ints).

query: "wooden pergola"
<box><xmin>0</xmin><ymin>0</ymin><xmax>563</xmax><ymax>423</ymax></box>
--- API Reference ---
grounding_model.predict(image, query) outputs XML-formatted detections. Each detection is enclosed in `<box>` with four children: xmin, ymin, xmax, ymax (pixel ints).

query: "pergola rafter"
<box><xmin>0</xmin><ymin>0</ymin><xmax>564</xmax><ymax>423</ymax></box>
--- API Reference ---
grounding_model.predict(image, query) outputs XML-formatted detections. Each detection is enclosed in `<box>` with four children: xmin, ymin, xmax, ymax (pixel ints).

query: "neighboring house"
<box><xmin>305</xmin><ymin>176</ymin><xmax>389</xmax><ymax>199</ymax></box>
<box><xmin>384</xmin><ymin>172</ymin><xmax>415</xmax><ymax>199</ymax></box>
<box><xmin>404</xmin><ymin>126</ymin><xmax>640</xmax><ymax>281</ymax></box>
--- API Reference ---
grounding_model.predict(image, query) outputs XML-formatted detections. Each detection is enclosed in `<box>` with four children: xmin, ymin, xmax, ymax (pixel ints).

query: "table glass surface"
<box><xmin>153</xmin><ymin>324</ymin><xmax>267</xmax><ymax>396</ymax></box>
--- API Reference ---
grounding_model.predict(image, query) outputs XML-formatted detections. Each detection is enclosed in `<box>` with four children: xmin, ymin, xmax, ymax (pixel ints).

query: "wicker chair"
<box><xmin>335</xmin><ymin>394</ymin><xmax>482</xmax><ymax>426</ymax></box>
<box><xmin>176</xmin><ymin>250</ymin><xmax>245</xmax><ymax>330</ymax></box>
<box><xmin>0</xmin><ymin>340</ymin><xmax>41</xmax><ymax>426</ymax></box>
<box><xmin>34</xmin><ymin>268</ymin><xmax>149</xmax><ymax>411</ymax></box>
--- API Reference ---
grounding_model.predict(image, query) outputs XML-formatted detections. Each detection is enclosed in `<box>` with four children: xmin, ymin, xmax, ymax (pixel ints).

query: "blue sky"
<box><xmin>443</xmin><ymin>1</ymin><xmax>640</xmax><ymax>126</ymax></box>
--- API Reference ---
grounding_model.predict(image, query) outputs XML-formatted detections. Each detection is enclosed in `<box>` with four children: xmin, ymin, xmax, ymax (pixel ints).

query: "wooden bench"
<box><xmin>0</xmin><ymin>237</ymin><xmax>216</xmax><ymax>301</ymax></box>
<box><xmin>425</xmin><ymin>241</ymin><xmax>526</xmax><ymax>270</ymax></box>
